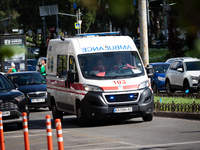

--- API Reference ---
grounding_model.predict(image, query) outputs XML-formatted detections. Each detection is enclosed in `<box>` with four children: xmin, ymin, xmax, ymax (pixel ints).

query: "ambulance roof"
<box><xmin>49</xmin><ymin>35</ymin><xmax>138</xmax><ymax>55</ymax></box>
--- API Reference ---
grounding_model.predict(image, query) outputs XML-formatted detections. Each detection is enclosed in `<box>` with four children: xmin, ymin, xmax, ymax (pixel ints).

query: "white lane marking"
<box><xmin>81</xmin><ymin>140</ymin><xmax>200</xmax><ymax>150</ymax></box>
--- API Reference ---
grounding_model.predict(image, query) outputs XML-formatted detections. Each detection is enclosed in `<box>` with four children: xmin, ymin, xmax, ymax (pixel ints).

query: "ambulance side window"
<box><xmin>57</xmin><ymin>55</ymin><xmax>68</xmax><ymax>78</ymax></box>
<box><xmin>69</xmin><ymin>56</ymin><xmax>77</xmax><ymax>72</ymax></box>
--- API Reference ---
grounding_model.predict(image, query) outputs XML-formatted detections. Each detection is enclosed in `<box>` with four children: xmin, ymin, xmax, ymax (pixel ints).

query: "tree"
<box><xmin>166</xmin><ymin>17</ymin><xmax>184</xmax><ymax>59</ymax></box>
<box><xmin>177</xmin><ymin>0</ymin><xmax>200</xmax><ymax>50</ymax></box>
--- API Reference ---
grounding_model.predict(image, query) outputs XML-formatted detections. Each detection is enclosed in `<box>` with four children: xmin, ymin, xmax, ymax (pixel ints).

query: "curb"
<box><xmin>153</xmin><ymin>111</ymin><xmax>200</xmax><ymax>120</ymax></box>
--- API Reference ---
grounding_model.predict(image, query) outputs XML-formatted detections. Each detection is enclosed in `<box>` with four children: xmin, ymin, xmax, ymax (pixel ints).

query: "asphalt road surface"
<box><xmin>3</xmin><ymin>108</ymin><xmax>200</xmax><ymax>150</ymax></box>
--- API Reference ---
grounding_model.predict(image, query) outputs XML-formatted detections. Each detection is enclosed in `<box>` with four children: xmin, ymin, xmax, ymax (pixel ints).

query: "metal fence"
<box><xmin>154</xmin><ymin>100</ymin><xmax>200</xmax><ymax>113</ymax></box>
<box><xmin>154</xmin><ymin>92</ymin><xmax>199</xmax><ymax>99</ymax></box>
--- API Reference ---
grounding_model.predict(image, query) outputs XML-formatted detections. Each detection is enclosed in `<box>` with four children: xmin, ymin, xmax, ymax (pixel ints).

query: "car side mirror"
<box><xmin>145</xmin><ymin>65</ymin><xmax>154</xmax><ymax>78</ymax></box>
<box><xmin>177</xmin><ymin>68</ymin><xmax>183</xmax><ymax>72</ymax></box>
<box><xmin>14</xmin><ymin>84</ymin><xmax>18</xmax><ymax>89</ymax></box>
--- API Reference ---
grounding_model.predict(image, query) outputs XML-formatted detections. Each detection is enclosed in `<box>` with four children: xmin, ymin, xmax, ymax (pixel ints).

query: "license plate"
<box><xmin>2</xmin><ymin>111</ymin><xmax>10</xmax><ymax>116</ymax></box>
<box><xmin>31</xmin><ymin>98</ymin><xmax>45</xmax><ymax>103</ymax></box>
<box><xmin>114</xmin><ymin>107</ymin><xmax>132</xmax><ymax>113</ymax></box>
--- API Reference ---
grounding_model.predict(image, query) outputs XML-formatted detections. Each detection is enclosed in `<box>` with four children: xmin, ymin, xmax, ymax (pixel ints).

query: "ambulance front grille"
<box><xmin>105</xmin><ymin>93</ymin><xmax>138</xmax><ymax>103</ymax></box>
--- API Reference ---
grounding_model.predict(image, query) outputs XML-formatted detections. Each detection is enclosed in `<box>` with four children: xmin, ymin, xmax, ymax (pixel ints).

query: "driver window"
<box><xmin>69</xmin><ymin>56</ymin><xmax>77</xmax><ymax>72</ymax></box>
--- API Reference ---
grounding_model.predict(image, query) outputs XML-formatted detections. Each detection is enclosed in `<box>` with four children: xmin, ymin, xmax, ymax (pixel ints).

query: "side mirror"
<box><xmin>67</xmin><ymin>70</ymin><xmax>76</xmax><ymax>83</ymax></box>
<box><xmin>145</xmin><ymin>65</ymin><xmax>154</xmax><ymax>78</ymax></box>
<box><xmin>177</xmin><ymin>68</ymin><xmax>183</xmax><ymax>72</ymax></box>
<box><xmin>14</xmin><ymin>84</ymin><xmax>18</xmax><ymax>89</ymax></box>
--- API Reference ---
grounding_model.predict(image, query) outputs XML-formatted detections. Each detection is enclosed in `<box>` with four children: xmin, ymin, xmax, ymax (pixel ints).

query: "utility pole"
<box><xmin>163</xmin><ymin>0</ymin><xmax>167</xmax><ymax>38</ymax></box>
<box><xmin>78</xmin><ymin>8</ymin><xmax>81</xmax><ymax>34</ymax></box>
<box><xmin>42</xmin><ymin>0</ymin><xmax>46</xmax><ymax>46</ymax></box>
<box><xmin>139</xmin><ymin>0</ymin><xmax>149</xmax><ymax>66</ymax></box>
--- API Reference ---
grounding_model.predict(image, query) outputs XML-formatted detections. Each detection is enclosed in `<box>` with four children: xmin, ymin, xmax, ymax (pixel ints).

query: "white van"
<box><xmin>46</xmin><ymin>32</ymin><xmax>154</xmax><ymax>126</ymax></box>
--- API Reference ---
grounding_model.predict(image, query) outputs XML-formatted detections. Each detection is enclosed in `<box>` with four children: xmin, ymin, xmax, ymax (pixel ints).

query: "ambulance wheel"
<box><xmin>142</xmin><ymin>114</ymin><xmax>153</xmax><ymax>122</ymax></box>
<box><xmin>52</xmin><ymin>104</ymin><xmax>63</xmax><ymax>122</ymax></box>
<box><xmin>77</xmin><ymin>106</ymin><xmax>88</xmax><ymax>127</ymax></box>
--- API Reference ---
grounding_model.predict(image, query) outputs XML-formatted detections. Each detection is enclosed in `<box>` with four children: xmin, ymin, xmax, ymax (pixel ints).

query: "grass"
<box><xmin>154</xmin><ymin>96</ymin><xmax>200</xmax><ymax>104</ymax></box>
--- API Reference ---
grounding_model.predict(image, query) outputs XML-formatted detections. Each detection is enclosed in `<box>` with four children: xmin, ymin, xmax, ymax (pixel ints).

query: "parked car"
<box><xmin>6</xmin><ymin>71</ymin><xmax>48</xmax><ymax>109</ymax></box>
<box><xmin>196</xmin><ymin>76</ymin><xmax>200</xmax><ymax>96</ymax></box>
<box><xmin>166</xmin><ymin>57</ymin><xmax>193</xmax><ymax>63</ymax></box>
<box><xmin>27</xmin><ymin>59</ymin><xmax>37</xmax><ymax>70</ymax></box>
<box><xmin>27</xmin><ymin>65</ymin><xmax>35</xmax><ymax>71</ymax></box>
<box><xmin>0</xmin><ymin>73</ymin><xmax>29</xmax><ymax>129</ymax></box>
<box><xmin>165</xmin><ymin>57</ymin><xmax>200</xmax><ymax>94</ymax></box>
<box><xmin>149</xmin><ymin>62</ymin><xmax>170</xmax><ymax>93</ymax></box>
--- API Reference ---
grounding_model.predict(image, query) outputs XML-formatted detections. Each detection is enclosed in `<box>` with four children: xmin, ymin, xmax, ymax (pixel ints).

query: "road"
<box><xmin>3</xmin><ymin>108</ymin><xmax>200</xmax><ymax>150</ymax></box>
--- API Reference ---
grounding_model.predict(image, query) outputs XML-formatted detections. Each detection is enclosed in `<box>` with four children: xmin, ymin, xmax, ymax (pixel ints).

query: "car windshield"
<box><xmin>0</xmin><ymin>75</ymin><xmax>13</xmax><ymax>91</ymax></box>
<box><xmin>153</xmin><ymin>64</ymin><xmax>170</xmax><ymax>73</ymax></box>
<box><xmin>185</xmin><ymin>61</ymin><xmax>200</xmax><ymax>71</ymax></box>
<box><xmin>8</xmin><ymin>73</ymin><xmax>46</xmax><ymax>86</ymax></box>
<box><xmin>78</xmin><ymin>51</ymin><xmax>145</xmax><ymax>79</ymax></box>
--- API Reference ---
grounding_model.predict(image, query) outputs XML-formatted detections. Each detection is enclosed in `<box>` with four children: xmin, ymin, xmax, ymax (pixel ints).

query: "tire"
<box><xmin>166</xmin><ymin>80</ymin><xmax>172</xmax><ymax>94</ymax></box>
<box><xmin>77</xmin><ymin>105</ymin><xmax>88</xmax><ymax>127</ymax></box>
<box><xmin>52</xmin><ymin>104</ymin><xmax>63</xmax><ymax>121</ymax></box>
<box><xmin>142</xmin><ymin>114</ymin><xmax>153</xmax><ymax>122</ymax></box>
<box><xmin>183</xmin><ymin>80</ymin><xmax>190</xmax><ymax>93</ymax></box>
<box><xmin>152</xmin><ymin>82</ymin><xmax>157</xmax><ymax>93</ymax></box>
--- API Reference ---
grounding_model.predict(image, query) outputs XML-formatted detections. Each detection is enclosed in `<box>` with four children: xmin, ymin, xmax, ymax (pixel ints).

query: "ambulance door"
<box><xmin>55</xmin><ymin>55</ymin><xmax>71</xmax><ymax>112</ymax></box>
<box><xmin>68</xmin><ymin>55</ymin><xmax>79</xmax><ymax>113</ymax></box>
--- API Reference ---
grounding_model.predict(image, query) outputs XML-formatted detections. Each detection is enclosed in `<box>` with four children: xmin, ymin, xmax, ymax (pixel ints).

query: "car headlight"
<box><xmin>191</xmin><ymin>76</ymin><xmax>198</xmax><ymax>82</ymax></box>
<box><xmin>158</xmin><ymin>76</ymin><xmax>165</xmax><ymax>81</ymax></box>
<box><xmin>83</xmin><ymin>84</ymin><xmax>103</xmax><ymax>92</ymax></box>
<box><xmin>15</xmin><ymin>94</ymin><xmax>26</xmax><ymax>101</ymax></box>
<box><xmin>138</xmin><ymin>80</ymin><xmax>149</xmax><ymax>89</ymax></box>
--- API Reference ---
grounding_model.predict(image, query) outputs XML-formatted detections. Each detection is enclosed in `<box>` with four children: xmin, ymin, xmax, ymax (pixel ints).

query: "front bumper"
<box><xmin>81</xmin><ymin>87</ymin><xmax>154</xmax><ymax>120</ymax></box>
<box><xmin>2</xmin><ymin>109</ymin><xmax>23</xmax><ymax>124</ymax></box>
<box><xmin>28</xmin><ymin>98</ymin><xmax>48</xmax><ymax>108</ymax></box>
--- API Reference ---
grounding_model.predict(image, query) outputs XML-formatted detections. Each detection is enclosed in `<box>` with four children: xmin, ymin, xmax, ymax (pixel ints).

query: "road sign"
<box><xmin>73</xmin><ymin>3</ymin><xmax>77</xmax><ymax>9</ymax></box>
<box><xmin>74</xmin><ymin>22</ymin><xmax>81</xmax><ymax>29</ymax></box>
<box><xmin>137</xmin><ymin>27</ymin><xmax>140</xmax><ymax>33</ymax></box>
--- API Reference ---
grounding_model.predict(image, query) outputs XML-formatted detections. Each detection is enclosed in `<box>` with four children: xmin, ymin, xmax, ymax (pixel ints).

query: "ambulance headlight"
<box><xmin>138</xmin><ymin>80</ymin><xmax>149</xmax><ymax>89</ymax></box>
<box><xmin>83</xmin><ymin>84</ymin><xmax>103</xmax><ymax>92</ymax></box>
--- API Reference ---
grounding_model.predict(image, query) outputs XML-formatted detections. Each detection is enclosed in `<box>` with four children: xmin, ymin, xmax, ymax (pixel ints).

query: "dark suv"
<box><xmin>6</xmin><ymin>71</ymin><xmax>48</xmax><ymax>109</ymax></box>
<box><xmin>0</xmin><ymin>73</ymin><xmax>29</xmax><ymax>129</ymax></box>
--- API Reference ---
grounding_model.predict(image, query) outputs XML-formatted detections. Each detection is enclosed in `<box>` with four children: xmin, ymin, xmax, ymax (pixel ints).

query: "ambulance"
<box><xmin>46</xmin><ymin>32</ymin><xmax>154</xmax><ymax>126</ymax></box>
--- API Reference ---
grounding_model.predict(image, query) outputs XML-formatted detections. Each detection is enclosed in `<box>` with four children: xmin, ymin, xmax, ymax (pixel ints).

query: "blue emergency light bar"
<box><xmin>77</xmin><ymin>31</ymin><xmax>120</xmax><ymax>37</ymax></box>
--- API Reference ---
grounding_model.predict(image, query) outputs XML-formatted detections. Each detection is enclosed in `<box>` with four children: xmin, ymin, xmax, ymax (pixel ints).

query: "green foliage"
<box><xmin>149</xmin><ymin>48</ymin><xmax>169</xmax><ymax>63</ymax></box>
<box><xmin>166</xmin><ymin>17</ymin><xmax>184</xmax><ymax>59</ymax></box>
<box><xmin>0</xmin><ymin>46</ymin><xmax>26</xmax><ymax>59</ymax></box>
<box><xmin>154</xmin><ymin>96</ymin><xmax>200</xmax><ymax>104</ymax></box>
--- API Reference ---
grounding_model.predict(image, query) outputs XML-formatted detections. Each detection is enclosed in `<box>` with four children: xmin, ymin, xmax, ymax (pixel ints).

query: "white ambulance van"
<box><xmin>46</xmin><ymin>32</ymin><xmax>154</xmax><ymax>126</ymax></box>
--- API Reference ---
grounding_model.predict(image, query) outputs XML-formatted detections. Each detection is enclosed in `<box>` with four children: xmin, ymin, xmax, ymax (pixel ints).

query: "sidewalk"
<box><xmin>154</xmin><ymin>111</ymin><xmax>200</xmax><ymax>120</ymax></box>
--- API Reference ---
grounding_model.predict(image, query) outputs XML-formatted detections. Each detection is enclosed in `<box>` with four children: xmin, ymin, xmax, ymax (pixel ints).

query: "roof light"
<box><xmin>77</xmin><ymin>31</ymin><xmax>120</xmax><ymax>37</ymax></box>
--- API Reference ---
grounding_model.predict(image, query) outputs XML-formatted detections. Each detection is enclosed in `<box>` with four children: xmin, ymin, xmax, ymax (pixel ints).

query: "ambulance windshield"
<box><xmin>78</xmin><ymin>51</ymin><xmax>145</xmax><ymax>79</ymax></box>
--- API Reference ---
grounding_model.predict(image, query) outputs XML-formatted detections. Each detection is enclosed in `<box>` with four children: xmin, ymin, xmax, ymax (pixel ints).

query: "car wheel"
<box><xmin>52</xmin><ymin>104</ymin><xmax>63</xmax><ymax>121</ymax></box>
<box><xmin>166</xmin><ymin>80</ymin><xmax>172</xmax><ymax>94</ymax></box>
<box><xmin>77</xmin><ymin>105</ymin><xmax>88</xmax><ymax>127</ymax></box>
<box><xmin>183</xmin><ymin>80</ymin><xmax>190</xmax><ymax>93</ymax></box>
<box><xmin>142</xmin><ymin>114</ymin><xmax>153</xmax><ymax>122</ymax></box>
<box><xmin>152</xmin><ymin>82</ymin><xmax>157</xmax><ymax>93</ymax></box>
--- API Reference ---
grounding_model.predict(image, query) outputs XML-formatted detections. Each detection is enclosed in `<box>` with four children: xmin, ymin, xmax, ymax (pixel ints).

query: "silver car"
<box><xmin>165</xmin><ymin>57</ymin><xmax>200</xmax><ymax>94</ymax></box>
